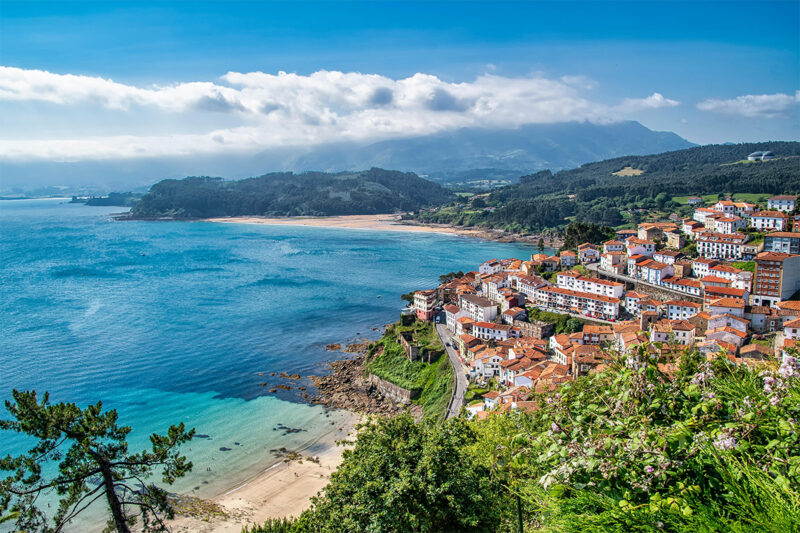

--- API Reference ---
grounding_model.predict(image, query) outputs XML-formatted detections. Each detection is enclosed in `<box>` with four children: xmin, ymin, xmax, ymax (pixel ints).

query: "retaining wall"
<box><xmin>368</xmin><ymin>374</ymin><xmax>417</xmax><ymax>404</ymax></box>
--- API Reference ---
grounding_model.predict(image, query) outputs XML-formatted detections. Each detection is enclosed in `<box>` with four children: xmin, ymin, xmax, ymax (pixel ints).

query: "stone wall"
<box><xmin>368</xmin><ymin>374</ymin><xmax>417</xmax><ymax>404</ymax></box>
<box><xmin>513</xmin><ymin>319</ymin><xmax>555</xmax><ymax>339</ymax></box>
<box><xmin>592</xmin><ymin>269</ymin><xmax>703</xmax><ymax>304</ymax></box>
<box><xmin>632</xmin><ymin>282</ymin><xmax>702</xmax><ymax>304</ymax></box>
<box><xmin>397</xmin><ymin>332</ymin><xmax>420</xmax><ymax>361</ymax></box>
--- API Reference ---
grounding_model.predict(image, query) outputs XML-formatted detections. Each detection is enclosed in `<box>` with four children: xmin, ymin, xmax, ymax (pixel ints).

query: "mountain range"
<box><xmin>1</xmin><ymin>121</ymin><xmax>694</xmax><ymax>195</ymax></box>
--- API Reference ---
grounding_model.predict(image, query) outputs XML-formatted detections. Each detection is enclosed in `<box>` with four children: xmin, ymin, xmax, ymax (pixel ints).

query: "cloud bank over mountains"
<box><xmin>1</xmin><ymin>66</ymin><xmax>683</xmax><ymax>162</ymax></box>
<box><xmin>697</xmin><ymin>91</ymin><xmax>800</xmax><ymax>118</ymax></box>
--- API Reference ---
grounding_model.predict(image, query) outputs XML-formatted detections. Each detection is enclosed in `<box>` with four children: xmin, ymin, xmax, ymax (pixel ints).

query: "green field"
<box><xmin>672</xmin><ymin>192</ymin><xmax>771</xmax><ymax>205</ymax></box>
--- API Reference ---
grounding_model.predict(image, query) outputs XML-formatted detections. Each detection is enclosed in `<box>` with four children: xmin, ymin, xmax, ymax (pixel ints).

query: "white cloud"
<box><xmin>560</xmin><ymin>75</ymin><xmax>596</xmax><ymax>90</ymax></box>
<box><xmin>616</xmin><ymin>92</ymin><xmax>680</xmax><ymax>112</ymax></box>
<box><xmin>0</xmin><ymin>66</ymin><xmax>683</xmax><ymax>162</ymax></box>
<box><xmin>697</xmin><ymin>92</ymin><xmax>800</xmax><ymax>118</ymax></box>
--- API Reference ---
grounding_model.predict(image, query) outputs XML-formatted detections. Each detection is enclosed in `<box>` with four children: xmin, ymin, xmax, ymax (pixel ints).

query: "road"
<box><xmin>435</xmin><ymin>322</ymin><xmax>468</xmax><ymax>419</ymax></box>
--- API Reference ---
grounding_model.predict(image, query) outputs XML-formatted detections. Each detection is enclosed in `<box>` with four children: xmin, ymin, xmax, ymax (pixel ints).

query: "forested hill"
<box><xmin>129</xmin><ymin>168</ymin><xmax>455</xmax><ymax>218</ymax></box>
<box><xmin>415</xmin><ymin>141</ymin><xmax>800</xmax><ymax>232</ymax></box>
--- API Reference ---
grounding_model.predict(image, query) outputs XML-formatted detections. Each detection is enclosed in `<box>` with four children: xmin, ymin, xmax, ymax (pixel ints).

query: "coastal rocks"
<box><xmin>308</xmin><ymin>353</ymin><xmax>420</xmax><ymax>418</ymax></box>
<box><xmin>170</xmin><ymin>494</ymin><xmax>230</xmax><ymax>521</ymax></box>
<box><xmin>344</xmin><ymin>342</ymin><xmax>369</xmax><ymax>353</ymax></box>
<box><xmin>325</xmin><ymin>343</ymin><xmax>342</xmax><ymax>351</ymax></box>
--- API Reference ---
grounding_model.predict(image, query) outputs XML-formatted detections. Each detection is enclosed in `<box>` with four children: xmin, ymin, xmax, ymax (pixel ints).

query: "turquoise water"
<box><xmin>0</xmin><ymin>198</ymin><xmax>539</xmax><ymax>528</ymax></box>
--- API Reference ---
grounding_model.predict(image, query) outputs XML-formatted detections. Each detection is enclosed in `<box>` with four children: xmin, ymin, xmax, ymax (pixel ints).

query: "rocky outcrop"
<box><xmin>309</xmin><ymin>353</ymin><xmax>421</xmax><ymax>418</ymax></box>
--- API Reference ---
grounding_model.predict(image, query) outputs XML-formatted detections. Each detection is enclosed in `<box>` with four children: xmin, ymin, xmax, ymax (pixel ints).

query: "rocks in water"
<box><xmin>269</xmin><ymin>388</ymin><xmax>277</xmax><ymax>393</ymax></box>
<box><xmin>280</xmin><ymin>372</ymin><xmax>302</xmax><ymax>380</ymax></box>
<box><xmin>259</xmin><ymin>382</ymin><xmax>267</xmax><ymax>386</ymax></box>
<box><xmin>273</xmin><ymin>423</ymin><xmax>306</xmax><ymax>436</ymax></box>
<box><xmin>219</xmin><ymin>447</ymin><xmax>232</xmax><ymax>452</ymax></box>
<box><xmin>344</xmin><ymin>342</ymin><xmax>369</xmax><ymax>353</ymax></box>
<box><xmin>195</xmin><ymin>434</ymin><xmax>212</xmax><ymax>439</ymax></box>
<box><xmin>234</xmin><ymin>442</ymin><xmax>241</xmax><ymax>446</ymax></box>
<box><xmin>276</xmin><ymin>384</ymin><xmax>291</xmax><ymax>390</ymax></box>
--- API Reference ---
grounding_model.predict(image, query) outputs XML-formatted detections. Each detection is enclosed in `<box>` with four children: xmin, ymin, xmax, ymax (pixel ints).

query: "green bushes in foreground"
<box><xmin>245</xmin><ymin>346</ymin><xmax>800</xmax><ymax>532</ymax></box>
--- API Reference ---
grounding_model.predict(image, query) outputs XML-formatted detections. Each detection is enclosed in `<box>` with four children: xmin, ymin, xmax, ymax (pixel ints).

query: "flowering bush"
<box><xmin>486</xmin><ymin>344</ymin><xmax>800</xmax><ymax>531</ymax></box>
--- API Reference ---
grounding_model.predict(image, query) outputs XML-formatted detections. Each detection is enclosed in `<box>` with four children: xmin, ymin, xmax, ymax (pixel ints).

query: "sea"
<box><xmin>0</xmin><ymin>198</ymin><xmax>542</xmax><ymax>529</ymax></box>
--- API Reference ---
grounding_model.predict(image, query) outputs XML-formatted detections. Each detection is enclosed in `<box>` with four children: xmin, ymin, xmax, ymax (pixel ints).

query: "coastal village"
<box><xmin>408</xmin><ymin>193</ymin><xmax>800</xmax><ymax>418</ymax></box>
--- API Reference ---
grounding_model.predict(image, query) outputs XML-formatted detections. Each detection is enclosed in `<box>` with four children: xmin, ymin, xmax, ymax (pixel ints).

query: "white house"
<box><xmin>516</xmin><ymin>274</ymin><xmax>549</xmax><ymax>300</ymax></box>
<box><xmin>696</xmin><ymin>232</ymin><xmax>748</xmax><ymax>260</ymax></box>
<box><xmin>479</xmin><ymin>259</ymin><xmax>502</xmax><ymax>275</ymax></box>
<box><xmin>600</xmin><ymin>251</ymin><xmax>627</xmax><ymax>275</ymax></box>
<box><xmin>652</xmin><ymin>250</ymin><xmax>679</xmax><ymax>265</ymax></box>
<box><xmin>459</xmin><ymin>293</ymin><xmax>498</xmax><ymax>322</ymax></box>
<box><xmin>713</xmin><ymin>216</ymin><xmax>746</xmax><ymax>234</ymax></box>
<box><xmin>603</xmin><ymin>240</ymin><xmax>625</xmax><ymax>253</ymax></box>
<box><xmin>784</xmin><ymin>317</ymin><xmax>800</xmax><ymax>340</ymax></box>
<box><xmin>471</xmin><ymin>321</ymin><xmax>514</xmax><ymax>342</ymax></box>
<box><xmin>444</xmin><ymin>304</ymin><xmax>466</xmax><ymax>334</ymax></box>
<box><xmin>578</xmin><ymin>243</ymin><xmax>600</xmax><ymax>263</ymax></box>
<box><xmin>692</xmin><ymin>258</ymin><xmax>719</xmax><ymax>279</ymax></box>
<box><xmin>750</xmin><ymin>211</ymin><xmax>789</xmax><ymax>232</ymax></box>
<box><xmin>767</xmin><ymin>195</ymin><xmax>797</xmax><ymax>213</ymax></box>
<box><xmin>708</xmin><ymin>313</ymin><xmax>749</xmax><ymax>333</ymax></box>
<box><xmin>637</xmin><ymin>259</ymin><xmax>674</xmax><ymax>285</ymax></box>
<box><xmin>664</xmin><ymin>300</ymin><xmax>702</xmax><ymax>320</ymax></box>
<box><xmin>559</xmin><ymin>251</ymin><xmax>577</xmax><ymax>268</ymax></box>
<box><xmin>556</xmin><ymin>271</ymin><xmax>625</xmax><ymax>298</ymax></box>
<box><xmin>625</xmin><ymin>236</ymin><xmax>656</xmax><ymax>257</ymax></box>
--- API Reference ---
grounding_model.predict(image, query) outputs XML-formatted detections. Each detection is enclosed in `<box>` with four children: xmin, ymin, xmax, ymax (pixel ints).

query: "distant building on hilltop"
<box><xmin>748</xmin><ymin>151</ymin><xmax>776</xmax><ymax>161</ymax></box>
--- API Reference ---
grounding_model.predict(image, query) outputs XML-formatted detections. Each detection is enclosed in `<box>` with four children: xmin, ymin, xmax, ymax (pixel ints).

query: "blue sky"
<box><xmin>0</xmin><ymin>0</ymin><xmax>797</xmax><ymax>177</ymax></box>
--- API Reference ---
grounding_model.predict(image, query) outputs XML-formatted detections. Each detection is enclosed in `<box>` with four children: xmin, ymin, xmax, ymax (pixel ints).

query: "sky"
<box><xmin>0</xmin><ymin>0</ymin><xmax>798</xmax><ymax>186</ymax></box>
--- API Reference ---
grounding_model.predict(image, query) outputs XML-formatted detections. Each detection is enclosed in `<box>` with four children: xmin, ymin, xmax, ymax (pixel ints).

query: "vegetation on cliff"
<box><xmin>245</xmin><ymin>346</ymin><xmax>800</xmax><ymax>532</ymax></box>
<box><xmin>129</xmin><ymin>168</ymin><xmax>454</xmax><ymax>218</ymax></box>
<box><xmin>365</xmin><ymin>320</ymin><xmax>454</xmax><ymax>423</ymax></box>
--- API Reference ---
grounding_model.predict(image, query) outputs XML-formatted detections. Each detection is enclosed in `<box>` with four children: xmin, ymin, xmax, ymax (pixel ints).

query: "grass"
<box><xmin>365</xmin><ymin>320</ymin><xmax>453</xmax><ymax>422</ymax></box>
<box><xmin>611</xmin><ymin>166</ymin><xmax>644</xmax><ymax>177</ymax></box>
<box><xmin>671</xmin><ymin>193</ymin><xmax>770</xmax><ymax>205</ymax></box>
<box><xmin>732</xmin><ymin>261</ymin><xmax>756</xmax><ymax>272</ymax></box>
<box><xmin>464</xmin><ymin>385</ymin><xmax>490</xmax><ymax>403</ymax></box>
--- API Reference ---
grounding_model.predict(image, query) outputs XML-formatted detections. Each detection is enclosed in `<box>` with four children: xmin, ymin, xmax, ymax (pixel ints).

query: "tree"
<box><xmin>0</xmin><ymin>390</ymin><xmax>194</xmax><ymax>533</ymax></box>
<box><xmin>537</xmin><ymin>238</ymin><xmax>545</xmax><ymax>254</ymax></box>
<box><xmin>296</xmin><ymin>415</ymin><xmax>505</xmax><ymax>532</ymax></box>
<box><xmin>438</xmin><ymin>271</ymin><xmax>464</xmax><ymax>284</ymax></box>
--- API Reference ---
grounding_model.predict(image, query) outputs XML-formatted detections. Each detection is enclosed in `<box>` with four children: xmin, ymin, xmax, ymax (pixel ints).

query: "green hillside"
<box><xmin>414</xmin><ymin>142</ymin><xmax>800</xmax><ymax>232</ymax></box>
<box><xmin>129</xmin><ymin>168</ymin><xmax>455</xmax><ymax>218</ymax></box>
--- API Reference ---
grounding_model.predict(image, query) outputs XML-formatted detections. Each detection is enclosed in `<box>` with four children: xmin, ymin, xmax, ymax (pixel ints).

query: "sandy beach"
<box><xmin>205</xmin><ymin>213</ymin><xmax>468</xmax><ymax>234</ymax></box>
<box><xmin>169</xmin><ymin>412</ymin><xmax>360</xmax><ymax>533</ymax></box>
<box><xmin>204</xmin><ymin>214</ymin><xmax>550</xmax><ymax>244</ymax></box>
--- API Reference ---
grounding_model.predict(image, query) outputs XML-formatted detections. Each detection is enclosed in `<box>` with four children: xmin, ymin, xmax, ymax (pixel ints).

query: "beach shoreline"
<box><xmin>169</xmin><ymin>410</ymin><xmax>360</xmax><ymax>533</ymax></box>
<box><xmin>203</xmin><ymin>214</ymin><xmax>560</xmax><ymax>246</ymax></box>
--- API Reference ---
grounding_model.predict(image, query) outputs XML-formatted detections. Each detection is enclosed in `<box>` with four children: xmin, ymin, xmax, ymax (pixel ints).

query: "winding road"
<box><xmin>435</xmin><ymin>322</ymin><xmax>468</xmax><ymax>419</ymax></box>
